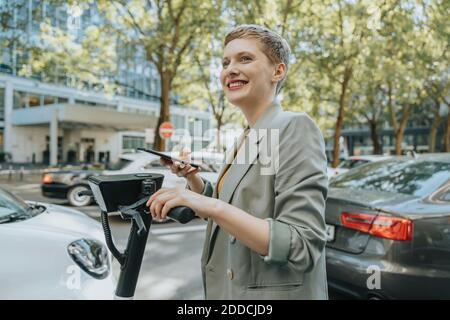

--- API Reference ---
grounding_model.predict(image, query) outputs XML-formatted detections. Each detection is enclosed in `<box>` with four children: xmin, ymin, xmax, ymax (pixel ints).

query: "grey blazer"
<box><xmin>198</xmin><ymin>100</ymin><xmax>329</xmax><ymax>300</ymax></box>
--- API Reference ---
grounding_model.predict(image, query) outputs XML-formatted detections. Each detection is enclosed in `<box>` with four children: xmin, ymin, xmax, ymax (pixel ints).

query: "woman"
<box><xmin>146</xmin><ymin>24</ymin><xmax>329</xmax><ymax>299</ymax></box>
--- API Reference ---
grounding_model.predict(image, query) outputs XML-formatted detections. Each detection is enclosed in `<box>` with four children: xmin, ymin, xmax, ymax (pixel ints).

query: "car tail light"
<box><xmin>341</xmin><ymin>212</ymin><xmax>413</xmax><ymax>241</ymax></box>
<box><xmin>42</xmin><ymin>174</ymin><xmax>53</xmax><ymax>184</ymax></box>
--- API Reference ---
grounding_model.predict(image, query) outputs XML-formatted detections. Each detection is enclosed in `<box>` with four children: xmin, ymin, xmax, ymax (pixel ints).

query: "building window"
<box><xmin>0</xmin><ymin>88</ymin><xmax>4</xmax><ymax>121</ymax></box>
<box><xmin>42</xmin><ymin>95</ymin><xmax>55</xmax><ymax>105</ymax></box>
<box><xmin>172</xmin><ymin>114</ymin><xmax>185</xmax><ymax>129</ymax></box>
<box><xmin>202</xmin><ymin>119</ymin><xmax>210</xmax><ymax>131</ymax></box>
<box><xmin>122</xmin><ymin>135</ymin><xmax>147</xmax><ymax>151</ymax></box>
<box><xmin>58</xmin><ymin>97</ymin><xmax>69</xmax><ymax>104</ymax></box>
<box><xmin>13</xmin><ymin>91</ymin><xmax>70</xmax><ymax>108</ymax></box>
<box><xmin>13</xmin><ymin>91</ymin><xmax>28</xmax><ymax>109</ymax></box>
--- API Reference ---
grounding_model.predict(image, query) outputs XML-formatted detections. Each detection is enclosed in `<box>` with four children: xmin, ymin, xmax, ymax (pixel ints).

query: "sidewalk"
<box><xmin>0</xmin><ymin>171</ymin><xmax>43</xmax><ymax>183</ymax></box>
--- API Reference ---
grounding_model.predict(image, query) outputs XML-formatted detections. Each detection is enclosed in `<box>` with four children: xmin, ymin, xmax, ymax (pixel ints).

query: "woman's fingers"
<box><xmin>146</xmin><ymin>188</ymin><xmax>169</xmax><ymax>207</ymax></box>
<box><xmin>149</xmin><ymin>199</ymin><xmax>159</xmax><ymax>218</ymax></box>
<box><xmin>161</xmin><ymin>199</ymin><xmax>178</xmax><ymax>220</ymax></box>
<box><xmin>160</xmin><ymin>158</ymin><xmax>172</xmax><ymax>167</ymax></box>
<box><xmin>177</xmin><ymin>164</ymin><xmax>198</xmax><ymax>177</ymax></box>
<box><xmin>185</xmin><ymin>165</ymin><xmax>200</xmax><ymax>176</ymax></box>
<box><xmin>148</xmin><ymin>189</ymin><xmax>178</xmax><ymax>219</ymax></box>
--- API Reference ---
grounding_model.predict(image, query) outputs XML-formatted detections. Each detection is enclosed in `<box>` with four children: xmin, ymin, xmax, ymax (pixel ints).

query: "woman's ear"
<box><xmin>272</xmin><ymin>63</ymin><xmax>286</xmax><ymax>82</ymax></box>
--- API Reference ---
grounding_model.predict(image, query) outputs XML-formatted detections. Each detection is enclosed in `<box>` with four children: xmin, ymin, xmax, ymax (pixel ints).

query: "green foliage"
<box><xmin>3</xmin><ymin>0</ymin><xmax>448</xmax><ymax>152</ymax></box>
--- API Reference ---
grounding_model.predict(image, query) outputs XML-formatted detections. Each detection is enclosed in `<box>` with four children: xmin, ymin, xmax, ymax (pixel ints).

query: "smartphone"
<box><xmin>136</xmin><ymin>148</ymin><xmax>200</xmax><ymax>169</ymax></box>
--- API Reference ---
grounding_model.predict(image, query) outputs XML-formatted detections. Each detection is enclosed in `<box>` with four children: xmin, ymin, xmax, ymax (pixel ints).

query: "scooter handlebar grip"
<box><xmin>167</xmin><ymin>206</ymin><xmax>196</xmax><ymax>224</ymax></box>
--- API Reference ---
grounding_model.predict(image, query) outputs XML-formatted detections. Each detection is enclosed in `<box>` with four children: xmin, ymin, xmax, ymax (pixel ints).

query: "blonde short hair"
<box><xmin>224</xmin><ymin>24</ymin><xmax>291</xmax><ymax>95</ymax></box>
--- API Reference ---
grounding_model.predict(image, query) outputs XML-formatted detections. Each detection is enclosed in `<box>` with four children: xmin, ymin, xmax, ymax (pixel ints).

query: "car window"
<box><xmin>439</xmin><ymin>188</ymin><xmax>450</xmax><ymax>202</ymax></box>
<box><xmin>0</xmin><ymin>188</ymin><xmax>30</xmax><ymax>223</ymax></box>
<box><xmin>337</xmin><ymin>160</ymin><xmax>353</xmax><ymax>169</ymax></box>
<box><xmin>352</xmin><ymin>159</ymin><xmax>369</xmax><ymax>168</ymax></box>
<box><xmin>108</xmin><ymin>158</ymin><xmax>132</xmax><ymax>170</ymax></box>
<box><xmin>144</xmin><ymin>159</ymin><xmax>164</xmax><ymax>169</ymax></box>
<box><xmin>330</xmin><ymin>160</ymin><xmax>450</xmax><ymax>197</ymax></box>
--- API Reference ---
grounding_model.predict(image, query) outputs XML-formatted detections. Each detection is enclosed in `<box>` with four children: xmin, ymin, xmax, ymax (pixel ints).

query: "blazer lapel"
<box><xmin>207</xmin><ymin>101</ymin><xmax>283</xmax><ymax>248</ymax></box>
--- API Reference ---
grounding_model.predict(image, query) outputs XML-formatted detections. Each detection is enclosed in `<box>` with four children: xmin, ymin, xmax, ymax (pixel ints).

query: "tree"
<box><xmin>29</xmin><ymin>0</ymin><xmax>223</xmax><ymax>151</ymax></box>
<box><xmin>291</xmin><ymin>0</ymin><xmax>377</xmax><ymax>166</ymax></box>
<box><xmin>378</xmin><ymin>1</ymin><xmax>433</xmax><ymax>155</ymax></box>
<box><xmin>420</xmin><ymin>0</ymin><xmax>450</xmax><ymax>152</ymax></box>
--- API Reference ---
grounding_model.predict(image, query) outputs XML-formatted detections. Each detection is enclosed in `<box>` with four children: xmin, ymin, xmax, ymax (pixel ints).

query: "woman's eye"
<box><xmin>241</xmin><ymin>56</ymin><xmax>252</xmax><ymax>62</ymax></box>
<box><xmin>222</xmin><ymin>61</ymin><xmax>229</xmax><ymax>67</ymax></box>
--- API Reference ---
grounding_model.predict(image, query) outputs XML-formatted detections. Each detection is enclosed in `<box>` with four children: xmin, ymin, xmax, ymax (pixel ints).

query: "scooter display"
<box><xmin>85</xmin><ymin>173</ymin><xmax>196</xmax><ymax>299</ymax></box>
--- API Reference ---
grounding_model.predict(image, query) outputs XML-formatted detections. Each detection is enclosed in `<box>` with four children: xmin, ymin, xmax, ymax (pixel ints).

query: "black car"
<box><xmin>325</xmin><ymin>153</ymin><xmax>450</xmax><ymax>299</ymax></box>
<box><xmin>41</xmin><ymin>166</ymin><xmax>102</xmax><ymax>207</ymax></box>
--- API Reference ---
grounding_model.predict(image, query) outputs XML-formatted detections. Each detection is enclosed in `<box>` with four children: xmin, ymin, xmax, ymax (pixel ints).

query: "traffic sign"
<box><xmin>159</xmin><ymin>122</ymin><xmax>174</xmax><ymax>139</ymax></box>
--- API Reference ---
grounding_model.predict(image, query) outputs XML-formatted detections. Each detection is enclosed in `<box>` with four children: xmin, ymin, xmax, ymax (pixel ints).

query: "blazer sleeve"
<box><xmin>262</xmin><ymin>114</ymin><xmax>328</xmax><ymax>274</ymax></box>
<box><xmin>186</xmin><ymin>177</ymin><xmax>214</xmax><ymax>197</ymax></box>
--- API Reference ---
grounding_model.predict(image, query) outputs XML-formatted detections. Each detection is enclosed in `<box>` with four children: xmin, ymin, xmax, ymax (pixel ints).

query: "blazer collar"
<box><xmin>213</xmin><ymin>99</ymin><xmax>282</xmax><ymax>201</ymax></box>
<box><xmin>251</xmin><ymin>99</ymin><xmax>282</xmax><ymax>130</ymax></box>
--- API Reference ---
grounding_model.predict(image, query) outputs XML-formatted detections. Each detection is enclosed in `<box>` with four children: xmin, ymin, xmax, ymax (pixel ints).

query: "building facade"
<box><xmin>0</xmin><ymin>74</ymin><xmax>212</xmax><ymax>165</ymax></box>
<box><xmin>0</xmin><ymin>1</ymin><xmax>213</xmax><ymax>165</ymax></box>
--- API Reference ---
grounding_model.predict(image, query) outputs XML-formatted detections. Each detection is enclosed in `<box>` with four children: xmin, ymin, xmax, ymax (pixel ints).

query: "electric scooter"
<box><xmin>83</xmin><ymin>173</ymin><xmax>196</xmax><ymax>299</ymax></box>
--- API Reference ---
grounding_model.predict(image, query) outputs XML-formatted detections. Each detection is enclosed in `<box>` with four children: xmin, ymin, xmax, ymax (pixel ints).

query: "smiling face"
<box><xmin>220</xmin><ymin>38</ymin><xmax>280</xmax><ymax>109</ymax></box>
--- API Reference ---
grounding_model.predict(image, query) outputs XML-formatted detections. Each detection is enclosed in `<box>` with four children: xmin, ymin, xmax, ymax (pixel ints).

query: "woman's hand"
<box><xmin>146</xmin><ymin>187</ymin><xmax>220</xmax><ymax>220</ymax></box>
<box><xmin>161</xmin><ymin>157</ymin><xmax>205</xmax><ymax>194</ymax></box>
<box><xmin>161</xmin><ymin>158</ymin><xmax>199</xmax><ymax>178</ymax></box>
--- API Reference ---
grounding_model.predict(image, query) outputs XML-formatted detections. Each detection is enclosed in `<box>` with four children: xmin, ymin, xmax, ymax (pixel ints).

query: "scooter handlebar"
<box><xmin>167</xmin><ymin>206</ymin><xmax>196</xmax><ymax>224</ymax></box>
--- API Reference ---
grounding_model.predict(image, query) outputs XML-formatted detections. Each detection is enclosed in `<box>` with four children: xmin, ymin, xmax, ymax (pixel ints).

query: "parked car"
<box><xmin>0</xmin><ymin>152</ymin><xmax>12</xmax><ymax>163</ymax></box>
<box><xmin>325</xmin><ymin>153</ymin><xmax>450</xmax><ymax>299</ymax></box>
<box><xmin>327</xmin><ymin>155</ymin><xmax>392</xmax><ymax>178</ymax></box>
<box><xmin>0</xmin><ymin>187</ymin><xmax>115</xmax><ymax>299</ymax></box>
<box><xmin>41</xmin><ymin>152</ymin><xmax>221</xmax><ymax>207</ymax></box>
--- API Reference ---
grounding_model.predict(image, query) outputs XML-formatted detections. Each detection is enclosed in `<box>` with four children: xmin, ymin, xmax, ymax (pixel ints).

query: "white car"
<box><xmin>327</xmin><ymin>155</ymin><xmax>392</xmax><ymax>178</ymax></box>
<box><xmin>104</xmin><ymin>152</ymin><xmax>220</xmax><ymax>188</ymax></box>
<box><xmin>0</xmin><ymin>187</ymin><xmax>115</xmax><ymax>299</ymax></box>
<box><xmin>41</xmin><ymin>152</ymin><xmax>221</xmax><ymax>207</ymax></box>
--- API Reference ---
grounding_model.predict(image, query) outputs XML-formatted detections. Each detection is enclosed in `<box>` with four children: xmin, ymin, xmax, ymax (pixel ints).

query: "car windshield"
<box><xmin>339</xmin><ymin>159</ymin><xmax>368</xmax><ymax>169</ymax></box>
<box><xmin>330</xmin><ymin>160</ymin><xmax>450</xmax><ymax>197</ymax></box>
<box><xmin>108</xmin><ymin>158</ymin><xmax>132</xmax><ymax>170</ymax></box>
<box><xmin>145</xmin><ymin>159</ymin><xmax>217</xmax><ymax>172</ymax></box>
<box><xmin>0</xmin><ymin>188</ymin><xmax>33</xmax><ymax>224</ymax></box>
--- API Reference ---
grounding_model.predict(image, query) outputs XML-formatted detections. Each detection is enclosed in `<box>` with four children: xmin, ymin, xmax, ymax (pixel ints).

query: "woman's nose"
<box><xmin>225</xmin><ymin>65</ymin><xmax>240</xmax><ymax>77</ymax></box>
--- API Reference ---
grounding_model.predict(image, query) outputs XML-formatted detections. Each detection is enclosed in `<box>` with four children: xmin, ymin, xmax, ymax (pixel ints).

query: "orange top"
<box><xmin>216</xmin><ymin>127</ymin><xmax>250</xmax><ymax>197</ymax></box>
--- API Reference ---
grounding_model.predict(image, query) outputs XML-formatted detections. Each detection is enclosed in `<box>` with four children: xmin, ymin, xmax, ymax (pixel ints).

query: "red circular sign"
<box><xmin>159</xmin><ymin>122</ymin><xmax>174</xmax><ymax>139</ymax></box>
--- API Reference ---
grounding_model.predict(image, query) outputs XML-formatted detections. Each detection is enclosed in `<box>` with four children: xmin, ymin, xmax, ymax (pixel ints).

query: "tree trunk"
<box><xmin>394</xmin><ymin>104</ymin><xmax>412</xmax><ymax>155</ymax></box>
<box><xmin>369</xmin><ymin>120</ymin><xmax>382</xmax><ymax>155</ymax></box>
<box><xmin>394</xmin><ymin>130</ymin><xmax>403</xmax><ymax>155</ymax></box>
<box><xmin>332</xmin><ymin>103</ymin><xmax>345</xmax><ymax>168</ymax></box>
<box><xmin>332</xmin><ymin>67</ymin><xmax>352</xmax><ymax>168</ymax></box>
<box><xmin>444</xmin><ymin>114</ymin><xmax>450</xmax><ymax>152</ymax></box>
<box><xmin>428</xmin><ymin>107</ymin><xmax>441</xmax><ymax>153</ymax></box>
<box><xmin>154</xmin><ymin>72</ymin><xmax>172</xmax><ymax>151</ymax></box>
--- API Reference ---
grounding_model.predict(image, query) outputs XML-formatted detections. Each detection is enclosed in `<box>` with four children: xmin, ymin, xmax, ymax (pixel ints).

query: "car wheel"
<box><xmin>68</xmin><ymin>185</ymin><xmax>92</xmax><ymax>207</ymax></box>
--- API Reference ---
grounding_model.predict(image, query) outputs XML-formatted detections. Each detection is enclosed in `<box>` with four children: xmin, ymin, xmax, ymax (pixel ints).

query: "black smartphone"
<box><xmin>136</xmin><ymin>148</ymin><xmax>200</xmax><ymax>169</ymax></box>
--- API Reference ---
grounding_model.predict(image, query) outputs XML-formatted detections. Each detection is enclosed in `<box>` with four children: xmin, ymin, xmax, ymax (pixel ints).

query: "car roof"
<box><xmin>119</xmin><ymin>152</ymin><xmax>159</xmax><ymax>160</ymax></box>
<box><xmin>415</xmin><ymin>153</ymin><xmax>450</xmax><ymax>163</ymax></box>
<box><xmin>377</xmin><ymin>153</ymin><xmax>450</xmax><ymax>164</ymax></box>
<box><xmin>347</xmin><ymin>155</ymin><xmax>392</xmax><ymax>162</ymax></box>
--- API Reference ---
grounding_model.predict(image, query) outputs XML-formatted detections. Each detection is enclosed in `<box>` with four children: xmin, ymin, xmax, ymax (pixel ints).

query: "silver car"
<box><xmin>0</xmin><ymin>187</ymin><xmax>115</xmax><ymax>299</ymax></box>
